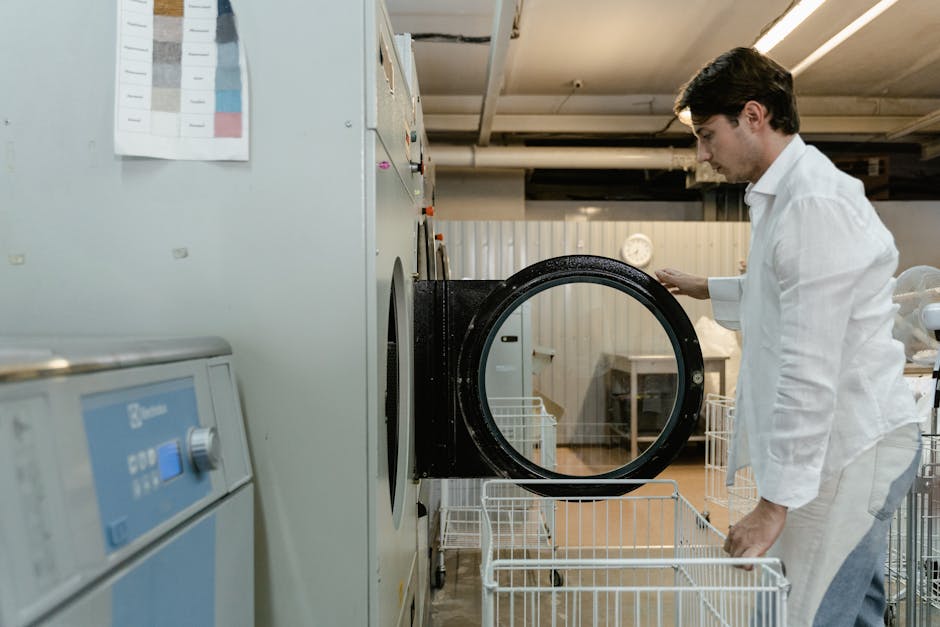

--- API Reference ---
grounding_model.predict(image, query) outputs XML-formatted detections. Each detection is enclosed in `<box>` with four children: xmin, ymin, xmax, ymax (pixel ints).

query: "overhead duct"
<box><xmin>431</xmin><ymin>144</ymin><xmax>698</xmax><ymax>171</ymax></box>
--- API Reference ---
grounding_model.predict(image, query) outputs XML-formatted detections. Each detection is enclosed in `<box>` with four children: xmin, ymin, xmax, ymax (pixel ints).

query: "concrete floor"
<box><xmin>427</xmin><ymin>445</ymin><xmax>725</xmax><ymax>627</ymax></box>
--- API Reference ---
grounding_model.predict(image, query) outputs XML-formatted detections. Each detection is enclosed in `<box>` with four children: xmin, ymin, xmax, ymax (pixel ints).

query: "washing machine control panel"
<box><xmin>0</xmin><ymin>337</ymin><xmax>253</xmax><ymax>627</ymax></box>
<box><xmin>81</xmin><ymin>377</ymin><xmax>214</xmax><ymax>552</ymax></box>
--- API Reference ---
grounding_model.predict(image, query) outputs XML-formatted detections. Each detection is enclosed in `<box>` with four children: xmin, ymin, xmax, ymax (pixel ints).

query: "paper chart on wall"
<box><xmin>114</xmin><ymin>0</ymin><xmax>249</xmax><ymax>161</ymax></box>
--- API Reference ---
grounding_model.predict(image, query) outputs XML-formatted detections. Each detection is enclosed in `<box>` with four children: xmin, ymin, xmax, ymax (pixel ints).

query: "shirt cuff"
<box><xmin>708</xmin><ymin>276</ymin><xmax>742</xmax><ymax>331</ymax></box>
<box><xmin>758</xmin><ymin>455</ymin><xmax>821</xmax><ymax>509</ymax></box>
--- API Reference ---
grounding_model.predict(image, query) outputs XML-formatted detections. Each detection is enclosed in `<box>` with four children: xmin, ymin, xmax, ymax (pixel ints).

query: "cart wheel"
<box><xmin>434</xmin><ymin>567</ymin><xmax>446</xmax><ymax>589</ymax></box>
<box><xmin>552</xmin><ymin>570</ymin><xmax>563</xmax><ymax>587</ymax></box>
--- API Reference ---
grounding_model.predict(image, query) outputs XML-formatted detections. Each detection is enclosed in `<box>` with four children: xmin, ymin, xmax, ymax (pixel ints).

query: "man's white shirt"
<box><xmin>708</xmin><ymin>135</ymin><xmax>918</xmax><ymax>509</ymax></box>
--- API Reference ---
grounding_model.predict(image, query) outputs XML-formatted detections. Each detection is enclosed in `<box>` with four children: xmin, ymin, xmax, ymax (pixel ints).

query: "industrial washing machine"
<box><xmin>0</xmin><ymin>337</ymin><xmax>253</xmax><ymax>627</ymax></box>
<box><xmin>412</xmin><ymin>253</ymin><xmax>706</xmax><ymax>589</ymax></box>
<box><xmin>1</xmin><ymin>0</ymin><xmax>430</xmax><ymax>624</ymax></box>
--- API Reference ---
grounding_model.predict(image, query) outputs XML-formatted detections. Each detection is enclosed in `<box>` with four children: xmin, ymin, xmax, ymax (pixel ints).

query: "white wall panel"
<box><xmin>441</xmin><ymin>220</ymin><xmax>750</xmax><ymax>440</ymax></box>
<box><xmin>875</xmin><ymin>201</ymin><xmax>940</xmax><ymax>271</ymax></box>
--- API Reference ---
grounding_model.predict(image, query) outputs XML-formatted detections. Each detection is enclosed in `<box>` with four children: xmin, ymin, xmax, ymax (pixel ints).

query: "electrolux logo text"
<box><xmin>127</xmin><ymin>402</ymin><xmax>168</xmax><ymax>429</ymax></box>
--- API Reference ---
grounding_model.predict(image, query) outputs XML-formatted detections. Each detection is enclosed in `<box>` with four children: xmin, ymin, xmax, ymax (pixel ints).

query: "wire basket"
<box><xmin>886</xmin><ymin>433</ymin><xmax>940</xmax><ymax>626</ymax></box>
<box><xmin>703</xmin><ymin>394</ymin><xmax>758</xmax><ymax>527</ymax></box>
<box><xmin>481</xmin><ymin>479</ymin><xmax>789</xmax><ymax>626</ymax></box>
<box><xmin>439</xmin><ymin>398</ymin><xmax>557</xmax><ymax>552</ymax></box>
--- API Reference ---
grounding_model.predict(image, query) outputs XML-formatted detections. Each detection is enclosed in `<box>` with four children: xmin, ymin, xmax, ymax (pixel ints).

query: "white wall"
<box><xmin>434</xmin><ymin>170</ymin><xmax>940</xmax><ymax>275</ymax></box>
<box><xmin>875</xmin><ymin>201</ymin><xmax>940</xmax><ymax>272</ymax></box>
<box><xmin>433</xmin><ymin>168</ymin><xmax>526</xmax><ymax>219</ymax></box>
<box><xmin>437</xmin><ymin>198</ymin><xmax>940</xmax><ymax>442</ymax></box>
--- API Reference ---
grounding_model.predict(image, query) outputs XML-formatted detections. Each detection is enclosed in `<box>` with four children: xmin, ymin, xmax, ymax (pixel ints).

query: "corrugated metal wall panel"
<box><xmin>438</xmin><ymin>220</ymin><xmax>750</xmax><ymax>445</ymax></box>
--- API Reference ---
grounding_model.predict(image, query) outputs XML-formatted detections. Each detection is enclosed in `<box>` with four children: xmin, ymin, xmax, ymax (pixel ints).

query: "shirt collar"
<box><xmin>744</xmin><ymin>134</ymin><xmax>805</xmax><ymax>206</ymax></box>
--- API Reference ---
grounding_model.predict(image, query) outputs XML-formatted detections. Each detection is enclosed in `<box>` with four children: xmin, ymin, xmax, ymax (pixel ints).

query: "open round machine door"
<box><xmin>453</xmin><ymin>255</ymin><xmax>704</xmax><ymax>497</ymax></box>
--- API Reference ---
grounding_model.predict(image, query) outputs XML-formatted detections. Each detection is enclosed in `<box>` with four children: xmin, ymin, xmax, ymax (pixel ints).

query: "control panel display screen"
<box><xmin>158</xmin><ymin>441</ymin><xmax>183</xmax><ymax>482</ymax></box>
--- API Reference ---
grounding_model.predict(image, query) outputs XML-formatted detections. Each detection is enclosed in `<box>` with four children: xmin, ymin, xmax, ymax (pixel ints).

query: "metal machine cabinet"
<box><xmin>394</xmin><ymin>33</ymin><xmax>433</xmax><ymax>209</ymax></box>
<box><xmin>0</xmin><ymin>338</ymin><xmax>252</xmax><ymax>627</ymax></box>
<box><xmin>484</xmin><ymin>306</ymin><xmax>533</xmax><ymax>401</ymax></box>
<box><xmin>0</xmin><ymin>1</ymin><xmax>424</xmax><ymax>625</ymax></box>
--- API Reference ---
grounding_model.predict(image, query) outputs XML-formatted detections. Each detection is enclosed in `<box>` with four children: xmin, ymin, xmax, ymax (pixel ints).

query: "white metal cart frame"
<box><xmin>436</xmin><ymin>397</ymin><xmax>557</xmax><ymax>587</ymax></box>
<box><xmin>886</xmin><ymin>432</ymin><xmax>940</xmax><ymax>626</ymax></box>
<box><xmin>705</xmin><ymin>395</ymin><xmax>938</xmax><ymax>626</ymax></box>
<box><xmin>703</xmin><ymin>394</ymin><xmax>757</xmax><ymax>528</ymax></box>
<box><xmin>481</xmin><ymin>479</ymin><xmax>790</xmax><ymax>626</ymax></box>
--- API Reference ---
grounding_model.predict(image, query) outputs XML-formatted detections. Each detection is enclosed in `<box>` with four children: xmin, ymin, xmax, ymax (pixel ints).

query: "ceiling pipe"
<box><xmin>431</xmin><ymin>144</ymin><xmax>698</xmax><ymax>170</ymax></box>
<box><xmin>425</xmin><ymin>113</ymin><xmax>923</xmax><ymax>135</ymax></box>
<box><xmin>477</xmin><ymin>0</ymin><xmax>517</xmax><ymax>146</ymax></box>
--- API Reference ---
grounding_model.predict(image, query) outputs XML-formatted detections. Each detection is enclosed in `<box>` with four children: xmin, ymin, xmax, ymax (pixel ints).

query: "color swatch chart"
<box><xmin>114</xmin><ymin>0</ymin><xmax>249</xmax><ymax>160</ymax></box>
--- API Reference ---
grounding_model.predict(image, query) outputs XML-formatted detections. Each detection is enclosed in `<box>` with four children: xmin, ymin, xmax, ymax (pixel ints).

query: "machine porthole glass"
<box><xmin>456</xmin><ymin>255</ymin><xmax>703</xmax><ymax>497</ymax></box>
<box><xmin>482</xmin><ymin>282</ymin><xmax>678</xmax><ymax>475</ymax></box>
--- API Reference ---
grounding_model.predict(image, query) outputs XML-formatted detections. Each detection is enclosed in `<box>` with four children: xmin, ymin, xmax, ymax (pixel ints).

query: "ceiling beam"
<box><xmin>867</xmin><ymin>47</ymin><xmax>940</xmax><ymax>96</ymax></box>
<box><xmin>886</xmin><ymin>108</ymin><xmax>940</xmax><ymax>140</ymax></box>
<box><xmin>424</xmin><ymin>94</ymin><xmax>940</xmax><ymax>117</ymax></box>
<box><xmin>477</xmin><ymin>0</ymin><xmax>517</xmax><ymax>146</ymax></box>
<box><xmin>923</xmin><ymin>140</ymin><xmax>940</xmax><ymax>161</ymax></box>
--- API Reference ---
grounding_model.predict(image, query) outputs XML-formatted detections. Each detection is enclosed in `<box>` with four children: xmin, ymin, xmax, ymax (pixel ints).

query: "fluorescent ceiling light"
<box><xmin>791</xmin><ymin>0</ymin><xmax>899</xmax><ymax>76</ymax></box>
<box><xmin>754</xmin><ymin>0</ymin><xmax>828</xmax><ymax>54</ymax></box>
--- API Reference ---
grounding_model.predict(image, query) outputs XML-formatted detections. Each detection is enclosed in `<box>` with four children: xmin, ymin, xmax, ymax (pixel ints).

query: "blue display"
<box><xmin>158</xmin><ymin>441</ymin><xmax>183</xmax><ymax>482</ymax></box>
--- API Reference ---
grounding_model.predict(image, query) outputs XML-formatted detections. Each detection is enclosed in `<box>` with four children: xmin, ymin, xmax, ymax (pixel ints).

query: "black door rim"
<box><xmin>456</xmin><ymin>255</ymin><xmax>705</xmax><ymax>498</ymax></box>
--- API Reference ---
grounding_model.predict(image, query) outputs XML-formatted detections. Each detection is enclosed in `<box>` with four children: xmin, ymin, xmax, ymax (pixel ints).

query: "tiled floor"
<box><xmin>427</xmin><ymin>445</ymin><xmax>727</xmax><ymax>627</ymax></box>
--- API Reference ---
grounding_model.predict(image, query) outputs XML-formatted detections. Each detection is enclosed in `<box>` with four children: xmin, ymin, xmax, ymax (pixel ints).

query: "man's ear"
<box><xmin>741</xmin><ymin>100</ymin><xmax>768</xmax><ymax>129</ymax></box>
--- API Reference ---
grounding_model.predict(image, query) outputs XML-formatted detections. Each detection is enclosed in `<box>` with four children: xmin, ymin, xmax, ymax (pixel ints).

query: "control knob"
<box><xmin>189</xmin><ymin>426</ymin><xmax>221</xmax><ymax>472</ymax></box>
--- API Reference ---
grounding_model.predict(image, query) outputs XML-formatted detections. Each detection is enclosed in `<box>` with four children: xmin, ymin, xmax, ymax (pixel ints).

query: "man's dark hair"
<box><xmin>674</xmin><ymin>47</ymin><xmax>800</xmax><ymax>134</ymax></box>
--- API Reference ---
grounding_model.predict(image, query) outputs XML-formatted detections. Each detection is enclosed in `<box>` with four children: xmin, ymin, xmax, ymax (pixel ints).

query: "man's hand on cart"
<box><xmin>723</xmin><ymin>497</ymin><xmax>787</xmax><ymax>570</ymax></box>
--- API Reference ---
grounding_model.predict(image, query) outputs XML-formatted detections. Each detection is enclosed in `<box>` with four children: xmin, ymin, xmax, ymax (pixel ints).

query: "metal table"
<box><xmin>606</xmin><ymin>353</ymin><xmax>729</xmax><ymax>459</ymax></box>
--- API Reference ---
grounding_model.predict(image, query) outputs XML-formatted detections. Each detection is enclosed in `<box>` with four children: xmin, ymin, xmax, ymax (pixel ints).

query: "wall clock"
<box><xmin>620</xmin><ymin>233</ymin><xmax>653</xmax><ymax>268</ymax></box>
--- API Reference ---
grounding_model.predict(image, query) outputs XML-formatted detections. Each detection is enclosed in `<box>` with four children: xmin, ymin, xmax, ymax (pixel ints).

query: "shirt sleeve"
<box><xmin>758</xmin><ymin>195</ymin><xmax>875</xmax><ymax>509</ymax></box>
<box><xmin>708</xmin><ymin>276</ymin><xmax>743</xmax><ymax>331</ymax></box>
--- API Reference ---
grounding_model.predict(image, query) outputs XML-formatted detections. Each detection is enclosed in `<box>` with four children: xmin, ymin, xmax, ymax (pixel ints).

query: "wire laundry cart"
<box><xmin>436</xmin><ymin>397</ymin><xmax>557</xmax><ymax>587</ymax></box>
<box><xmin>885</xmin><ymin>433</ymin><xmax>940</xmax><ymax>627</ymax></box>
<box><xmin>481</xmin><ymin>479</ymin><xmax>790</xmax><ymax>626</ymax></box>
<box><xmin>703</xmin><ymin>394</ymin><xmax>757</xmax><ymax>528</ymax></box>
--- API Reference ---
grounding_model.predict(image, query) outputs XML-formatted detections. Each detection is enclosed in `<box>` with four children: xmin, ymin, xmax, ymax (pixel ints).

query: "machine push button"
<box><xmin>107</xmin><ymin>517</ymin><xmax>129</xmax><ymax>548</ymax></box>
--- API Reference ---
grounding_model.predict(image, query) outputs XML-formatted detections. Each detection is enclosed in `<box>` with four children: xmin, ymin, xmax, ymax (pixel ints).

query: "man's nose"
<box><xmin>696</xmin><ymin>141</ymin><xmax>711</xmax><ymax>163</ymax></box>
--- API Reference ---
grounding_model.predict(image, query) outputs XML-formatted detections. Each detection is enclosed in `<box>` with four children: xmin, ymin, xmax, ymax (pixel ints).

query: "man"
<box><xmin>657</xmin><ymin>47</ymin><xmax>921</xmax><ymax>626</ymax></box>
